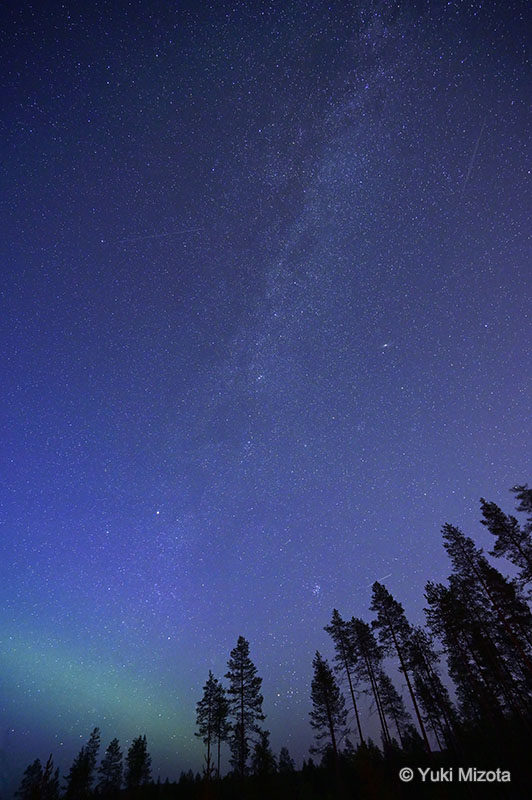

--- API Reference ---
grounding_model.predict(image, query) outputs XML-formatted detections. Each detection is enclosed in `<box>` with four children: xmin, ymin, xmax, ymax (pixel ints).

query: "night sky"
<box><xmin>1</xmin><ymin>0</ymin><xmax>531</xmax><ymax>790</ymax></box>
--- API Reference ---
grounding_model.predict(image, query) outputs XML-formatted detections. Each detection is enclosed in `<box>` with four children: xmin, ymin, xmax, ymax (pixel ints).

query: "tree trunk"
<box><xmin>363</xmin><ymin>650</ymin><xmax>391</xmax><ymax>746</ymax></box>
<box><xmin>384</xmin><ymin>610</ymin><xmax>431</xmax><ymax>754</ymax></box>
<box><xmin>340</xmin><ymin>641</ymin><xmax>364</xmax><ymax>745</ymax></box>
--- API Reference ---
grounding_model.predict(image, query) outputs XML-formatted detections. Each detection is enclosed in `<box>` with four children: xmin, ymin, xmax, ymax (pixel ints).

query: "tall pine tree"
<box><xmin>225</xmin><ymin>636</ymin><xmax>265</xmax><ymax>777</ymax></box>
<box><xmin>376</xmin><ymin>670</ymin><xmax>412</xmax><ymax>748</ymax></box>
<box><xmin>348</xmin><ymin>617</ymin><xmax>392</xmax><ymax>746</ymax></box>
<box><xmin>408</xmin><ymin>626</ymin><xmax>458</xmax><ymax>749</ymax></box>
<box><xmin>212</xmin><ymin>679</ymin><xmax>230</xmax><ymax>777</ymax></box>
<box><xmin>196</xmin><ymin>671</ymin><xmax>228</xmax><ymax>778</ymax></box>
<box><xmin>425</xmin><ymin>578</ymin><xmax>509</xmax><ymax>722</ymax></box>
<box><xmin>324</xmin><ymin>609</ymin><xmax>364</xmax><ymax>746</ymax></box>
<box><xmin>442</xmin><ymin>524</ymin><xmax>532</xmax><ymax>678</ymax></box>
<box><xmin>309</xmin><ymin>651</ymin><xmax>348</xmax><ymax>766</ymax></box>
<box><xmin>371</xmin><ymin>583</ymin><xmax>431</xmax><ymax>753</ymax></box>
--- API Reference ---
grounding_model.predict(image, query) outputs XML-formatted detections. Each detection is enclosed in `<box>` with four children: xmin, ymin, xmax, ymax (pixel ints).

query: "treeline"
<box><xmin>15</xmin><ymin>484</ymin><xmax>532</xmax><ymax>798</ymax></box>
<box><xmin>15</xmin><ymin>730</ymin><xmax>151</xmax><ymax>799</ymax></box>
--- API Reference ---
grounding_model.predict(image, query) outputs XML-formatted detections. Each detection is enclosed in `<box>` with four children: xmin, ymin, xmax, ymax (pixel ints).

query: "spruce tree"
<box><xmin>97</xmin><ymin>738</ymin><xmax>123</xmax><ymax>795</ymax></box>
<box><xmin>225</xmin><ymin>636</ymin><xmax>265</xmax><ymax>777</ymax></box>
<box><xmin>15</xmin><ymin>759</ymin><xmax>42</xmax><ymax>800</ymax></box>
<box><xmin>324</xmin><ymin>609</ymin><xmax>364</xmax><ymax>745</ymax></box>
<box><xmin>309</xmin><ymin>651</ymin><xmax>348</xmax><ymax>765</ymax></box>
<box><xmin>64</xmin><ymin>748</ymin><xmax>88</xmax><ymax>800</ymax></box>
<box><xmin>251</xmin><ymin>730</ymin><xmax>277</xmax><ymax>776</ymax></box>
<box><xmin>17</xmin><ymin>755</ymin><xmax>59</xmax><ymax>800</ymax></box>
<box><xmin>370</xmin><ymin>583</ymin><xmax>431</xmax><ymax>753</ymax></box>
<box><xmin>196</xmin><ymin>671</ymin><xmax>216</xmax><ymax>777</ymax></box>
<box><xmin>41</xmin><ymin>756</ymin><xmax>59</xmax><ymax>800</ymax></box>
<box><xmin>278</xmin><ymin>747</ymin><xmax>295</xmax><ymax>773</ymax></box>
<box><xmin>64</xmin><ymin>727</ymin><xmax>100</xmax><ymax>799</ymax></box>
<box><xmin>125</xmin><ymin>735</ymin><xmax>151</xmax><ymax>789</ymax></box>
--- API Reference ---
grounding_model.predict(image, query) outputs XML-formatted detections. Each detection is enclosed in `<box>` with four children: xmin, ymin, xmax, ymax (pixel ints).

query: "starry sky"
<box><xmin>1</xmin><ymin>0</ymin><xmax>531</xmax><ymax>790</ymax></box>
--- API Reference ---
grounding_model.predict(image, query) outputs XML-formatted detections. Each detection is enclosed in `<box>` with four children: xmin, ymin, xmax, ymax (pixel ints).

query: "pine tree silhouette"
<box><xmin>325</xmin><ymin>609</ymin><xmax>364</xmax><ymax>746</ymax></box>
<box><xmin>225</xmin><ymin>636</ymin><xmax>265</xmax><ymax>777</ymax></box>
<box><xmin>251</xmin><ymin>730</ymin><xmax>277</xmax><ymax>776</ymax></box>
<box><xmin>371</xmin><ymin>583</ymin><xmax>432</xmax><ymax>753</ymax></box>
<box><xmin>125</xmin><ymin>735</ymin><xmax>151</xmax><ymax>789</ymax></box>
<box><xmin>64</xmin><ymin>728</ymin><xmax>100</xmax><ymax>799</ymax></box>
<box><xmin>97</xmin><ymin>738</ymin><xmax>122</xmax><ymax>795</ymax></box>
<box><xmin>278</xmin><ymin>746</ymin><xmax>295</xmax><ymax>774</ymax></box>
<box><xmin>15</xmin><ymin>759</ymin><xmax>42</xmax><ymax>800</ymax></box>
<box><xmin>309</xmin><ymin>651</ymin><xmax>348</xmax><ymax>767</ymax></box>
<box><xmin>196</xmin><ymin>671</ymin><xmax>228</xmax><ymax>779</ymax></box>
<box><xmin>349</xmin><ymin>617</ymin><xmax>392</xmax><ymax>746</ymax></box>
<box><xmin>481</xmin><ymin>492</ymin><xmax>532</xmax><ymax>588</ymax></box>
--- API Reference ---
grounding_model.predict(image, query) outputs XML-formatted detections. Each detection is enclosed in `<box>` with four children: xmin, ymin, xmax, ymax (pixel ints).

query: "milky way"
<box><xmin>1</xmin><ymin>0</ymin><xmax>531</xmax><ymax>790</ymax></box>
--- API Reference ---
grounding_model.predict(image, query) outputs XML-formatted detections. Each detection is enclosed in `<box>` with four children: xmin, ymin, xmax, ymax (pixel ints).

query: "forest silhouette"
<box><xmin>14</xmin><ymin>484</ymin><xmax>532</xmax><ymax>799</ymax></box>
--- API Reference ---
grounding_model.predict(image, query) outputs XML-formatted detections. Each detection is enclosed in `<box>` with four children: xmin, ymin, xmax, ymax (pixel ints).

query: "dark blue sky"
<box><xmin>1</xmin><ymin>0</ymin><xmax>531</xmax><ymax>789</ymax></box>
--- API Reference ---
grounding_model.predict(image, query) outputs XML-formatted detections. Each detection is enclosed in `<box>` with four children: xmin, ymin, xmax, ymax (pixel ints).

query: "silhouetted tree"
<box><xmin>426</xmin><ymin>579</ymin><xmax>494</xmax><ymax>720</ymax></box>
<box><xmin>371</xmin><ymin>583</ymin><xmax>431</xmax><ymax>753</ymax></box>
<box><xmin>196</xmin><ymin>671</ymin><xmax>220</xmax><ymax>778</ymax></box>
<box><xmin>212</xmin><ymin>678</ymin><xmax>230</xmax><ymax>777</ymax></box>
<box><xmin>309</xmin><ymin>651</ymin><xmax>348</xmax><ymax>768</ymax></box>
<box><xmin>325</xmin><ymin>609</ymin><xmax>364</xmax><ymax>745</ymax></box>
<box><xmin>125</xmin><ymin>735</ymin><xmax>151</xmax><ymax>789</ymax></box>
<box><xmin>225</xmin><ymin>636</ymin><xmax>265</xmax><ymax>777</ymax></box>
<box><xmin>481</xmin><ymin>494</ymin><xmax>532</xmax><ymax>588</ymax></box>
<box><xmin>349</xmin><ymin>618</ymin><xmax>392</xmax><ymax>746</ymax></box>
<box><xmin>278</xmin><ymin>746</ymin><xmax>295</xmax><ymax>774</ymax></box>
<box><xmin>97</xmin><ymin>738</ymin><xmax>122</xmax><ymax>795</ymax></box>
<box><xmin>513</xmin><ymin>484</ymin><xmax>532</xmax><ymax>516</ymax></box>
<box><xmin>377</xmin><ymin>670</ymin><xmax>412</xmax><ymax>747</ymax></box>
<box><xmin>424</xmin><ymin>575</ymin><xmax>525</xmax><ymax>722</ymax></box>
<box><xmin>17</xmin><ymin>755</ymin><xmax>59</xmax><ymax>800</ymax></box>
<box><xmin>41</xmin><ymin>756</ymin><xmax>59</xmax><ymax>800</ymax></box>
<box><xmin>15</xmin><ymin>759</ymin><xmax>42</xmax><ymax>800</ymax></box>
<box><xmin>408</xmin><ymin>626</ymin><xmax>458</xmax><ymax>748</ymax></box>
<box><xmin>64</xmin><ymin>727</ymin><xmax>100</xmax><ymax>799</ymax></box>
<box><xmin>442</xmin><ymin>524</ymin><xmax>532</xmax><ymax>694</ymax></box>
<box><xmin>178</xmin><ymin>769</ymin><xmax>195</xmax><ymax>787</ymax></box>
<box><xmin>251</xmin><ymin>730</ymin><xmax>277</xmax><ymax>776</ymax></box>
